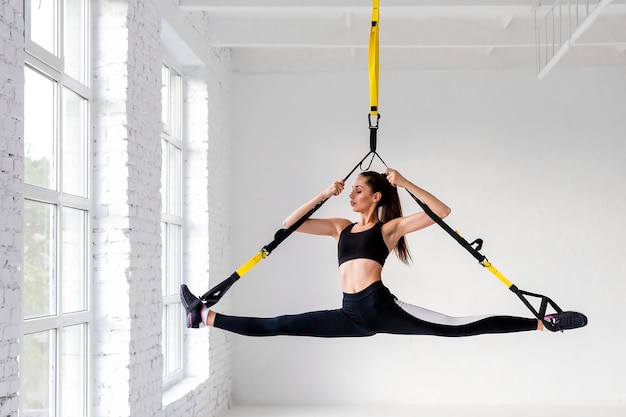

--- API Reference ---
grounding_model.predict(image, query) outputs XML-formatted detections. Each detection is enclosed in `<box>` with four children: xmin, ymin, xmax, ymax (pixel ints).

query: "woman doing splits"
<box><xmin>181</xmin><ymin>169</ymin><xmax>587</xmax><ymax>336</ymax></box>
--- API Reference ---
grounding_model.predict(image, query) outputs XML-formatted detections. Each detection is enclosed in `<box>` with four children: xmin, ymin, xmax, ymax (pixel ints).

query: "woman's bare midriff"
<box><xmin>339</xmin><ymin>259</ymin><xmax>384</xmax><ymax>293</ymax></box>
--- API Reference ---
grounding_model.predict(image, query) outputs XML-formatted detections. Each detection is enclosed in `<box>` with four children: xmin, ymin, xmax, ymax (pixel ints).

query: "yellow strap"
<box><xmin>368</xmin><ymin>0</ymin><xmax>380</xmax><ymax>117</ymax></box>
<box><xmin>235</xmin><ymin>251</ymin><xmax>267</xmax><ymax>277</ymax></box>
<box><xmin>482</xmin><ymin>260</ymin><xmax>513</xmax><ymax>288</ymax></box>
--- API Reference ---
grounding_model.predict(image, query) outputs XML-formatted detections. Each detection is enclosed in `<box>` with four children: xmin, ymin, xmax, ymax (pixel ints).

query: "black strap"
<box><xmin>402</xmin><ymin>188</ymin><xmax>564</xmax><ymax>320</ymax></box>
<box><xmin>198</xmin><ymin>151</ymin><xmax>380</xmax><ymax>307</ymax></box>
<box><xmin>265</xmin><ymin>151</ymin><xmax>378</xmax><ymax>254</ymax></box>
<box><xmin>405</xmin><ymin>190</ymin><xmax>486</xmax><ymax>263</ymax></box>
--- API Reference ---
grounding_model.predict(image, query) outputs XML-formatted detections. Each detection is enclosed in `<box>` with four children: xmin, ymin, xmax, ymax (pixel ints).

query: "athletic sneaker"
<box><xmin>180</xmin><ymin>284</ymin><xmax>204</xmax><ymax>328</ymax></box>
<box><xmin>544</xmin><ymin>311</ymin><xmax>588</xmax><ymax>332</ymax></box>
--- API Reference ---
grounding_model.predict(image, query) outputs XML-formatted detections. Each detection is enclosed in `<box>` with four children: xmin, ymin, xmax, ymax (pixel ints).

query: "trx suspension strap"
<box><xmin>369</xmin><ymin>0</ymin><xmax>380</xmax><ymax>153</ymax></box>
<box><xmin>364</xmin><ymin>1</ymin><xmax>567</xmax><ymax>324</ymax></box>
<box><xmin>405</xmin><ymin>190</ymin><xmax>565</xmax><ymax>322</ymax></box>
<box><xmin>191</xmin><ymin>0</ymin><xmax>387</xmax><ymax>311</ymax></box>
<box><xmin>193</xmin><ymin>151</ymin><xmax>380</xmax><ymax>310</ymax></box>
<box><xmin>366</xmin><ymin>152</ymin><xmax>565</xmax><ymax>322</ymax></box>
<box><xmin>192</xmin><ymin>0</ymin><xmax>577</xmax><ymax>330</ymax></box>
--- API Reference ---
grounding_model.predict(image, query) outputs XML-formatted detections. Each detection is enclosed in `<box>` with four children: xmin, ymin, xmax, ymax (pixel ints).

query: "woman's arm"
<box><xmin>384</xmin><ymin>169</ymin><xmax>451</xmax><ymax>239</ymax></box>
<box><xmin>387</xmin><ymin>169</ymin><xmax>451</xmax><ymax>219</ymax></box>
<box><xmin>282</xmin><ymin>180</ymin><xmax>351</xmax><ymax>238</ymax></box>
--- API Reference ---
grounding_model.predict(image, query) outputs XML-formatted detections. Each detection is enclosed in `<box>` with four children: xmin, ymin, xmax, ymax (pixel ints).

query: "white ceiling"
<box><xmin>176</xmin><ymin>0</ymin><xmax>626</xmax><ymax>74</ymax></box>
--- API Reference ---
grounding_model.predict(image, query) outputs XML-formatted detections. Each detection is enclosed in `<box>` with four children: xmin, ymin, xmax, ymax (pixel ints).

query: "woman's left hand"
<box><xmin>385</xmin><ymin>168</ymin><xmax>407</xmax><ymax>188</ymax></box>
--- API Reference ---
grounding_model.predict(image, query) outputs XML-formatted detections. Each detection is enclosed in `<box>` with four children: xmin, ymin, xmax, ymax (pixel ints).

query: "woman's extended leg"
<box><xmin>181</xmin><ymin>284</ymin><xmax>374</xmax><ymax>337</ymax></box>
<box><xmin>389</xmin><ymin>299</ymin><xmax>541</xmax><ymax>336</ymax></box>
<box><xmin>350</xmin><ymin>282</ymin><xmax>540</xmax><ymax>337</ymax></box>
<box><xmin>212</xmin><ymin>309</ymin><xmax>374</xmax><ymax>337</ymax></box>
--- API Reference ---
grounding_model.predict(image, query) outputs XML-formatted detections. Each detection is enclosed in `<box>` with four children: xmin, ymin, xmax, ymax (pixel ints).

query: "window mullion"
<box><xmin>56</xmin><ymin>320</ymin><xmax>62</xmax><ymax>417</ymax></box>
<box><xmin>22</xmin><ymin>312</ymin><xmax>89</xmax><ymax>340</ymax></box>
<box><xmin>161</xmin><ymin>213</ymin><xmax>182</xmax><ymax>225</ymax></box>
<box><xmin>59</xmin><ymin>194</ymin><xmax>90</xmax><ymax>211</ymax></box>
<box><xmin>57</xmin><ymin>77</ymin><xmax>64</xmax><ymax>196</ymax></box>
<box><xmin>58</xmin><ymin>0</ymin><xmax>66</xmax><ymax>72</ymax></box>
<box><xmin>64</xmin><ymin>76</ymin><xmax>91</xmax><ymax>100</ymax></box>
<box><xmin>25</xmin><ymin>43</ymin><xmax>64</xmax><ymax>71</ymax></box>
<box><xmin>25</xmin><ymin>55</ymin><xmax>63</xmax><ymax>79</ymax></box>
<box><xmin>164</xmin><ymin>132</ymin><xmax>182</xmax><ymax>150</ymax></box>
<box><xmin>162</xmin><ymin>294</ymin><xmax>180</xmax><ymax>305</ymax></box>
<box><xmin>22</xmin><ymin>316</ymin><xmax>62</xmax><ymax>335</ymax></box>
<box><xmin>24</xmin><ymin>184</ymin><xmax>62</xmax><ymax>205</ymax></box>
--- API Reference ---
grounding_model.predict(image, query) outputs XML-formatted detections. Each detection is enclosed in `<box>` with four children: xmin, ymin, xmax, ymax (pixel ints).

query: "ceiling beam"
<box><xmin>196</xmin><ymin>6</ymin><xmax>626</xmax><ymax>48</ymax></box>
<box><xmin>179</xmin><ymin>0</ymin><xmax>537</xmax><ymax>11</ymax></box>
<box><xmin>536</xmin><ymin>0</ymin><xmax>616</xmax><ymax>78</ymax></box>
<box><xmin>170</xmin><ymin>1</ymin><xmax>626</xmax><ymax>72</ymax></box>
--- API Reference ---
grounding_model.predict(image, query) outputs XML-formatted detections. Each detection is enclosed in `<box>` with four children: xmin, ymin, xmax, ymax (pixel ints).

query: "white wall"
<box><xmin>0</xmin><ymin>1</ymin><xmax>23</xmax><ymax>416</ymax></box>
<box><xmin>224</xmin><ymin>67</ymin><xmax>626</xmax><ymax>409</ymax></box>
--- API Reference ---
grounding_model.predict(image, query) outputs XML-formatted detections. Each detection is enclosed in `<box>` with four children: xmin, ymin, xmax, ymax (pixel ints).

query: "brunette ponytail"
<box><xmin>360</xmin><ymin>171</ymin><xmax>412</xmax><ymax>264</ymax></box>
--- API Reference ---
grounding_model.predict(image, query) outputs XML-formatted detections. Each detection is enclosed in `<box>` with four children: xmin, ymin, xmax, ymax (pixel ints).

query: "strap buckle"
<box><xmin>369</xmin><ymin>113</ymin><xmax>380</xmax><ymax>152</ymax></box>
<box><xmin>368</xmin><ymin>111</ymin><xmax>380</xmax><ymax>129</ymax></box>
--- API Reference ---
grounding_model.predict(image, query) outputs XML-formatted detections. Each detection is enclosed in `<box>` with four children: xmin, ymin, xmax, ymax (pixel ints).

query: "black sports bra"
<box><xmin>337</xmin><ymin>222</ymin><xmax>390</xmax><ymax>267</ymax></box>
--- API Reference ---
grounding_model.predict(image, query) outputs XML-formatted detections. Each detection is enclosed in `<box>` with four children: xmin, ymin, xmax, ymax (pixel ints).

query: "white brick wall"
<box><xmin>0</xmin><ymin>2</ymin><xmax>23</xmax><ymax>417</ymax></box>
<box><xmin>205</xmin><ymin>50</ymin><xmax>233</xmax><ymax>249</ymax></box>
<box><xmin>91</xmin><ymin>1</ymin><xmax>233</xmax><ymax>417</ymax></box>
<box><xmin>0</xmin><ymin>0</ymin><xmax>233</xmax><ymax>415</ymax></box>
<box><xmin>92</xmin><ymin>0</ymin><xmax>164</xmax><ymax>416</ymax></box>
<box><xmin>205</xmin><ymin>50</ymin><xmax>234</xmax><ymax>415</ymax></box>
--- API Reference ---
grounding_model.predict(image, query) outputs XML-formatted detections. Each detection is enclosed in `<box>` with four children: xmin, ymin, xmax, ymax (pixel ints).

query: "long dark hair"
<box><xmin>359</xmin><ymin>171</ymin><xmax>412</xmax><ymax>264</ymax></box>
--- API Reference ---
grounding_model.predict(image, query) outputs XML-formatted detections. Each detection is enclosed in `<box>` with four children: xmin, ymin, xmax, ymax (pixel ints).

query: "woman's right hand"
<box><xmin>323</xmin><ymin>180</ymin><xmax>345</xmax><ymax>199</ymax></box>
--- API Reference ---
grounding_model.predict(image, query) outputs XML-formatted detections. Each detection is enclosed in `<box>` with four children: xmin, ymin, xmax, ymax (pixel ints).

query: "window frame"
<box><xmin>160</xmin><ymin>56</ymin><xmax>185</xmax><ymax>389</ymax></box>
<box><xmin>21</xmin><ymin>0</ymin><xmax>92</xmax><ymax>415</ymax></box>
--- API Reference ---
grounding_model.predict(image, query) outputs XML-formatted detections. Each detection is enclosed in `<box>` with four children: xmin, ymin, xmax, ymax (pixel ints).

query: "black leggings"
<box><xmin>214</xmin><ymin>281</ymin><xmax>538</xmax><ymax>337</ymax></box>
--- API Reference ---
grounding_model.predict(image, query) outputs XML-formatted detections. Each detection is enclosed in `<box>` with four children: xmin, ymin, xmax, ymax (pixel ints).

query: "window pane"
<box><xmin>162</xmin><ymin>312</ymin><xmax>166</xmax><ymax>377</ymax></box>
<box><xmin>168</xmin><ymin>143</ymin><xmax>182</xmax><ymax>216</ymax></box>
<box><xmin>22</xmin><ymin>330</ymin><xmax>57</xmax><ymax>417</ymax></box>
<box><xmin>170</xmin><ymin>70</ymin><xmax>182</xmax><ymax>138</ymax></box>
<box><xmin>165</xmin><ymin>304</ymin><xmax>182</xmax><ymax>375</ymax></box>
<box><xmin>64</xmin><ymin>0</ymin><xmax>87</xmax><ymax>83</ymax></box>
<box><xmin>161</xmin><ymin>66</ymin><xmax>169</xmax><ymax>129</ymax></box>
<box><xmin>29</xmin><ymin>0</ymin><xmax>58</xmax><ymax>55</ymax></box>
<box><xmin>61</xmin><ymin>207</ymin><xmax>86</xmax><ymax>313</ymax></box>
<box><xmin>25</xmin><ymin>67</ymin><xmax>57</xmax><ymax>190</ymax></box>
<box><xmin>24</xmin><ymin>200</ymin><xmax>57</xmax><ymax>319</ymax></box>
<box><xmin>62</xmin><ymin>88</ymin><xmax>87</xmax><ymax>197</ymax></box>
<box><xmin>161</xmin><ymin>222</ymin><xmax>167</xmax><ymax>296</ymax></box>
<box><xmin>166</xmin><ymin>223</ymin><xmax>181</xmax><ymax>296</ymax></box>
<box><xmin>61</xmin><ymin>324</ymin><xmax>86</xmax><ymax>417</ymax></box>
<box><xmin>161</xmin><ymin>138</ymin><xmax>167</xmax><ymax>206</ymax></box>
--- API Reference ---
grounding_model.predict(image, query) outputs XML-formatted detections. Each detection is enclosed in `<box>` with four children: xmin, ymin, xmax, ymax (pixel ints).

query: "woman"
<box><xmin>181</xmin><ymin>169</ymin><xmax>586</xmax><ymax>336</ymax></box>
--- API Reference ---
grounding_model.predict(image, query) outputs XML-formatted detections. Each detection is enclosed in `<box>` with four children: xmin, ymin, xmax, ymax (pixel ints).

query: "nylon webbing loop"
<box><xmin>369</xmin><ymin>0</ymin><xmax>380</xmax><ymax>119</ymax></box>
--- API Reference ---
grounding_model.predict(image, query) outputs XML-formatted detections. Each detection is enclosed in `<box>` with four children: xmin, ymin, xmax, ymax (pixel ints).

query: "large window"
<box><xmin>22</xmin><ymin>1</ymin><xmax>90</xmax><ymax>416</ymax></box>
<box><xmin>161</xmin><ymin>61</ymin><xmax>184</xmax><ymax>387</ymax></box>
